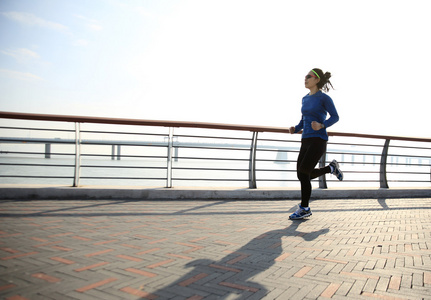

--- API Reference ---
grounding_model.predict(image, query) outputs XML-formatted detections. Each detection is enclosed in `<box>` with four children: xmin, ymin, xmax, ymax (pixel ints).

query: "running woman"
<box><xmin>288</xmin><ymin>68</ymin><xmax>343</xmax><ymax>220</ymax></box>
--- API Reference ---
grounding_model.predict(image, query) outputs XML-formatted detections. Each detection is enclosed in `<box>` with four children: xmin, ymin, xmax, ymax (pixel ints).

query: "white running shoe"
<box><xmin>329</xmin><ymin>160</ymin><xmax>343</xmax><ymax>181</ymax></box>
<box><xmin>289</xmin><ymin>205</ymin><xmax>312</xmax><ymax>220</ymax></box>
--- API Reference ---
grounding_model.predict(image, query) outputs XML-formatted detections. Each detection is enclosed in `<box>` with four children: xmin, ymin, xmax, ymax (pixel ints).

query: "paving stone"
<box><xmin>375</xmin><ymin>276</ymin><xmax>390</xmax><ymax>292</ymax></box>
<box><xmin>334</xmin><ymin>281</ymin><xmax>354</xmax><ymax>297</ymax></box>
<box><xmin>1</xmin><ymin>198</ymin><xmax>431</xmax><ymax>299</ymax></box>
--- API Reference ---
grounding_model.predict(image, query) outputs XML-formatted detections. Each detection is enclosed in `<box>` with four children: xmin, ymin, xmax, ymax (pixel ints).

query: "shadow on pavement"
<box><xmin>150</xmin><ymin>221</ymin><xmax>329</xmax><ymax>299</ymax></box>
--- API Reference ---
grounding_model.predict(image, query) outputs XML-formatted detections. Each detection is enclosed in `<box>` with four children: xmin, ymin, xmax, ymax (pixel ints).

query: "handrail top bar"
<box><xmin>0</xmin><ymin>111</ymin><xmax>288</xmax><ymax>133</ymax></box>
<box><xmin>1</xmin><ymin>111</ymin><xmax>430</xmax><ymax>143</ymax></box>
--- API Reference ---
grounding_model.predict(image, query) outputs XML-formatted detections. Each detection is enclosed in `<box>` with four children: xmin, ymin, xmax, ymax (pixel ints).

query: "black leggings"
<box><xmin>297</xmin><ymin>137</ymin><xmax>331</xmax><ymax>207</ymax></box>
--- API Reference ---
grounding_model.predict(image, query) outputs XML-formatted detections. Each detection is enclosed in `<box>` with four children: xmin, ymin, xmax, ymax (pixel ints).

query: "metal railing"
<box><xmin>0</xmin><ymin>111</ymin><xmax>430</xmax><ymax>189</ymax></box>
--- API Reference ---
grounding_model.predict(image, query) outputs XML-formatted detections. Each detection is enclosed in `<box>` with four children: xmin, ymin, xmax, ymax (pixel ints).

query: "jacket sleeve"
<box><xmin>294</xmin><ymin>117</ymin><xmax>304</xmax><ymax>133</ymax></box>
<box><xmin>322</xmin><ymin>97</ymin><xmax>339</xmax><ymax>128</ymax></box>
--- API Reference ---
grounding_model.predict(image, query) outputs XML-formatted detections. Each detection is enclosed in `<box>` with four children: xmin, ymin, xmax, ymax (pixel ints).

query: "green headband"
<box><xmin>311</xmin><ymin>70</ymin><xmax>320</xmax><ymax>79</ymax></box>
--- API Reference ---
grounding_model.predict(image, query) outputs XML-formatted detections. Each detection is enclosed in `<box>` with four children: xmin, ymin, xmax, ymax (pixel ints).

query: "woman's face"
<box><xmin>304</xmin><ymin>71</ymin><xmax>320</xmax><ymax>90</ymax></box>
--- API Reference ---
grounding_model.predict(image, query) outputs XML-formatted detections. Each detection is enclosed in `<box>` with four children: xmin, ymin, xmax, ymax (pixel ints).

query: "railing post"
<box><xmin>116</xmin><ymin>145</ymin><xmax>121</xmax><ymax>160</ymax></box>
<box><xmin>249</xmin><ymin>131</ymin><xmax>258</xmax><ymax>189</ymax></box>
<box><xmin>73</xmin><ymin>122</ymin><xmax>81</xmax><ymax>187</ymax></box>
<box><xmin>166</xmin><ymin>127</ymin><xmax>174</xmax><ymax>188</ymax></box>
<box><xmin>380</xmin><ymin>139</ymin><xmax>390</xmax><ymax>188</ymax></box>
<box><xmin>174</xmin><ymin>146</ymin><xmax>179</xmax><ymax>162</ymax></box>
<box><xmin>319</xmin><ymin>151</ymin><xmax>327</xmax><ymax>189</ymax></box>
<box><xmin>45</xmin><ymin>143</ymin><xmax>51</xmax><ymax>159</ymax></box>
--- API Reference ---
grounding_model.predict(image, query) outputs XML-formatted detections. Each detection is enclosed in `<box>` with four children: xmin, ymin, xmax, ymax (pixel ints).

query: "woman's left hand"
<box><xmin>311</xmin><ymin>121</ymin><xmax>324</xmax><ymax>131</ymax></box>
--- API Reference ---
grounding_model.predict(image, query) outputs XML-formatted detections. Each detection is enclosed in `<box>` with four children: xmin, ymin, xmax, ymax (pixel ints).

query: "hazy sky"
<box><xmin>0</xmin><ymin>0</ymin><xmax>430</xmax><ymax>138</ymax></box>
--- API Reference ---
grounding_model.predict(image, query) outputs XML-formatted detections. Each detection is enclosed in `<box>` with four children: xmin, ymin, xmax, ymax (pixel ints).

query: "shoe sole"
<box><xmin>336</xmin><ymin>169</ymin><xmax>343</xmax><ymax>181</ymax></box>
<box><xmin>289</xmin><ymin>212</ymin><xmax>312</xmax><ymax>220</ymax></box>
<box><xmin>331</xmin><ymin>160</ymin><xmax>343</xmax><ymax>181</ymax></box>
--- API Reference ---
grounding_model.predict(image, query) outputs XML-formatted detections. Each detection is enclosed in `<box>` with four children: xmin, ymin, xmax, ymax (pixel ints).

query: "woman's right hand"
<box><xmin>289</xmin><ymin>126</ymin><xmax>295</xmax><ymax>134</ymax></box>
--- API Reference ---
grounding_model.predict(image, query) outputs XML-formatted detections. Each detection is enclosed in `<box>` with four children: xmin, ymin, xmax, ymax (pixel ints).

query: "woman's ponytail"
<box><xmin>313</xmin><ymin>68</ymin><xmax>334</xmax><ymax>92</ymax></box>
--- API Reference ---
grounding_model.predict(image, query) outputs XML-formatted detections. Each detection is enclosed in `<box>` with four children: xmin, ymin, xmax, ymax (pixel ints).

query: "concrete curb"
<box><xmin>0</xmin><ymin>185</ymin><xmax>430</xmax><ymax>200</ymax></box>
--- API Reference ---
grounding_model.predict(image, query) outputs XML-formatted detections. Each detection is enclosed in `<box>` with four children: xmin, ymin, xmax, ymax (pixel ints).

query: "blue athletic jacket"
<box><xmin>294</xmin><ymin>91</ymin><xmax>339</xmax><ymax>141</ymax></box>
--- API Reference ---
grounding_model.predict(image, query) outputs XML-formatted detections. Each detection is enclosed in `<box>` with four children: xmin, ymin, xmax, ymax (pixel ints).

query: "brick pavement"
<box><xmin>0</xmin><ymin>198</ymin><xmax>430</xmax><ymax>300</ymax></box>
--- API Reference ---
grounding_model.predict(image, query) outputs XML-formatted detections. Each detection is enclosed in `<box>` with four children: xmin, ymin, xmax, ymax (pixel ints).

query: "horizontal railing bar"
<box><xmin>81</xmin><ymin>130</ymin><xmax>167</xmax><ymax>137</ymax></box>
<box><xmin>327</xmin><ymin>131</ymin><xmax>431</xmax><ymax>143</ymax></box>
<box><xmin>81</xmin><ymin>143</ymin><xmax>168</xmax><ymax>148</ymax></box>
<box><xmin>2</xmin><ymin>160</ymin><xmax>422</xmax><ymax>167</ymax></box>
<box><xmin>333</xmin><ymin>171</ymin><xmax>380</xmax><ymax>174</ymax></box>
<box><xmin>327</xmin><ymin>162</ymin><xmax>378</xmax><ymax>165</ymax></box>
<box><xmin>0</xmin><ymin>163</ymin><xmax>74</xmax><ymax>167</ymax></box>
<box><xmin>256</xmin><ymin>169</ymin><xmax>296</xmax><ymax>172</ymax></box>
<box><xmin>386</xmin><ymin>171</ymin><xmax>430</xmax><ymax>174</ymax></box>
<box><xmin>0</xmin><ymin>151</ymin><xmax>75</xmax><ymax>156</ymax></box>
<box><xmin>387</xmin><ymin>163</ymin><xmax>430</xmax><ymax>167</ymax></box>
<box><xmin>257</xmin><ymin>149</ymin><xmax>386</xmax><ymax>156</ymax></box>
<box><xmin>81</xmin><ymin>177</ymin><xmax>166</xmax><ymax>180</ymax></box>
<box><xmin>256</xmin><ymin>150</ymin><xmax>298</xmax><ymax>155</ymax></box>
<box><xmin>174</xmin><ymin>157</ymin><xmax>249</xmax><ymax>161</ymax></box>
<box><xmin>0</xmin><ymin>141</ymin><xmax>427</xmax><ymax>159</ymax></box>
<box><xmin>254</xmin><ymin>167</ymin><xmax>377</xmax><ymax>172</ymax></box>
<box><xmin>0</xmin><ymin>175</ymin><xmax>74</xmax><ymax>179</ymax></box>
<box><xmin>81</xmin><ymin>165</ymin><xmax>166</xmax><ymax>170</ymax></box>
<box><xmin>0</xmin><ymin>111</ymin><xmax>289</xmax><ymax>133</ymax></box>
<box><xmin>324</xmin><ymin>152</ymin><xmax>381</xmax><ymax>157</ymax></box>
<box><xmin>256</xmin><ymin>148</ymin><xmax>298</xmax><ymax>153</ymax></box>
<box><xmin>4</xmin><ymin>137</ymin><xmax>427</xmax><ymax>156</ymax></box>
<box><xmin>325</xmin><ymin>141</ymin><xmax>384</xmax><ymax>148</ymax></box>
<box><xmin>255</xmin><ymin>179</ymin><xmax>381</xmax><ymax>183</ymax></box>
<box><xmin>328</xmin><ymin>179</ymin><xmax>380</xmax><ymax>183</ymax></box>
<box><xmin>173</xmin><ymin>157</ymin><xmax>250</xmax><ymax>162</ymax></box>
<box><xmin>245</xmin><ymin>179</ymin><xmax>298</xmax><ymax>182</ymax></box>
<box><xmin>172</xmin><ymin>167</ymin><xmax>248</xmax><ymax>171</ymax></box>
<box><xmin>1</xmin><ymin>156</ymin><xmax>425</xmax><ymax>167</ymax></box>
<box><xmin>387</xmin><ymin>154</ymin><xmax>431</xmax><ymax>159</ymax></box>
<box><xmin>388</xmin><ymin>180</ymin><xmax>430</xmax><ymax>182</ymax></box>
<box><xmin>173</xmin><ymin>145</ymin><xmax>250</xmax><ymax>151</ymax></box>
<box><xmin>0</xmin><ymin>137</ymin><xmax>169</xmax><ymax>148</ymax></box>
<box><xmin>256</xmin><ymin>138</ymin><xmax>300</xmax><ymax>143</ymax></box>
<box><xmin>252</xmin><ymin>179</ymin><xmax>380</xmax><ymax>182</ymax></box>
<box><xmin>2</xmin><ymin>111</ymin><xmax>431</xmax><ymax>142</ymax></box>
<box><xmin>175</xmin><ymin>134</ymin><xmax>253</xmax><ymax>142</ymax></box>
<box><xmin>256</xmin><ymin>159</ymin><xmax>296</xmax><ymax>163</ymax></box>
<box><xmin>0</xmin><ymin>126</ymin><xmax>75</xmax><ymax>133</ymax></box>
<box><xmin>172</xmin><ymin>178</ymin><xmax>248</xmax><ymax>181</ymax></box>
<box><xmin>255</xmin><ymin>170</ymin><xmax>381</xmax><ymax>175</ymax></box>
<box><xmin>387</xmin><ymin>145</ymin><xmax>431</xmax><ymax>151</ymax></box>
<box><xmin>0</xmin><ymin>137</ymin><xmax>75</xmax><ymax>144</ymax></box>
<box><xmin>81</xmin><ymin>140</ymin><xmax>167</xmax><ymax>146</ymax></box>
<box><xmin>81</xmin><ymin>154</ymin><xmax>167</xmax><ymax>160</ymax></box>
